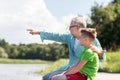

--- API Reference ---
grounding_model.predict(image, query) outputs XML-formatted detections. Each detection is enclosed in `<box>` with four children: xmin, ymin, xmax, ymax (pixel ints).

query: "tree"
<box><xmin>0</xmin><ymin>47</ymin><xmax>8</xmax><ymax>58</ymax></box>
<box><xmin>90</xmin><ymin>2</ymin><xmax>120</xmax><ymax>51</ymax></box>
<box><xmin>112</xmin><ymin>0</ymin><xmax>120</xmax><ymax>4</ymax></box>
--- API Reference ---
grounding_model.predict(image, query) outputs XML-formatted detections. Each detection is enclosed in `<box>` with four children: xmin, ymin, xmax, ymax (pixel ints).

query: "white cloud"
<box><xmin>0</xmin><ymin>0</ymin><xmax>70</xmax><ymax>44</ymax></box>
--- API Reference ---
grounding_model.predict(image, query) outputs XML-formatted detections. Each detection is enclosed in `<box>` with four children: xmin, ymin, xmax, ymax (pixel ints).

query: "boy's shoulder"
<box><xmin>82</xmin><ymin>48</ymin><xmax>96</xmax><ymax>56</ymax></box>
<box><xmin>84</xmin><ymin>48</ymin><xmax>93</xmax><ymax>53</ymax></box>
<box><xmin>80</xmin><ymin>48</ymin><xmax>98</xmax><ymax>61</ymax></box>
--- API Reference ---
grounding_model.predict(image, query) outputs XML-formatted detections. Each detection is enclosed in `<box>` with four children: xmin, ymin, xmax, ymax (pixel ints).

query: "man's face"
<box><xmin>78</xmin><ymin>35</ymin><xmax>86</xmax><ymax>46</ymax></box>
<box><xmin>69</xmin><ymin>26</ymin><xmax>84</xmax><ymax>38</ymax></box>
<box><xmin>69</xmin><ymin>26</ymin><xmax>80</xmax><ymax>37</ymax></box>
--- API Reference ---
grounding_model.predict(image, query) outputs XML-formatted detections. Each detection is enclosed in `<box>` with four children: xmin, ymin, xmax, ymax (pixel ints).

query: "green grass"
<box><xmin>99</xmin><ymin>51</ymin><xmax>120</xmax><ymax>73</ymax></box>
<box><xmin>39</xmin><ymin>59</ymin><xmax>69</xmax><ymax>75</ymax></box>
<box><xmin>0</xmin><ymin>58</ymin><xmax>51</xmax><ymax>64</ymax></box>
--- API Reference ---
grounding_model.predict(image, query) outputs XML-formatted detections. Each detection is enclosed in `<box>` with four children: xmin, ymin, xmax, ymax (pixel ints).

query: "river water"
<box><xmin>0</xmin><ymin>64</ymin><xmax>47</xmax><ymax>80</ymax></box>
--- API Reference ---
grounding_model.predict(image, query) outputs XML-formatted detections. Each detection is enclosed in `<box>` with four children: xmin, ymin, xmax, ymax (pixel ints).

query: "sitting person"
<box><xmin>52</xmin><ymin>28</ymin><xmax>99</xmax><ymax>80</ymax></box>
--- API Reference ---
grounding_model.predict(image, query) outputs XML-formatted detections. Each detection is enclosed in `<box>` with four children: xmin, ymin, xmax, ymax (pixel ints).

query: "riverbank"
<box><xmin>0</xmin><ymin>58</ymin><xmax>52</xmax><ymax>64</ymax></box>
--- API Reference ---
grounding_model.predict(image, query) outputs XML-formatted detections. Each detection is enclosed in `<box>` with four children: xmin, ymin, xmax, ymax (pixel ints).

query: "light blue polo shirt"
<box><xmin>40</xmin><ymin>31</ymin><xmax>106</xmax><ymax>70</ymax></box>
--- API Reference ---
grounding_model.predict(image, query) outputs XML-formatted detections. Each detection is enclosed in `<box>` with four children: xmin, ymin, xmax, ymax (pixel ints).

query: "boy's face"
<box><xmin>78</xmin><ymin>34</ymin><xmax>93</xmax><ymax>47</ymax></box>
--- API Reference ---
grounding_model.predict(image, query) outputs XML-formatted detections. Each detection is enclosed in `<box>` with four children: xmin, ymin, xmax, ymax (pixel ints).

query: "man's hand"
<box><xmin>90</xmin><ymin>45</ymin><xmax>103</xmax><ymax>59</ymax></box>
<box><xmin>27</xmin><ymin>29</ymin><xmax>40</xmax><ymax>35</ymax></box>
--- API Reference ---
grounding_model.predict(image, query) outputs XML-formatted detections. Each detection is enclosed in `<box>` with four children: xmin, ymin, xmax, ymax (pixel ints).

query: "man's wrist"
<box><xmin>36</xmin><ymin>31</ymin><xmax>40</xmax><ymax>34</ymax></box>
<box><xmin>101</xmin><ymin>50</ymin><xmax>106</xmax><ymax>55</ymax></box>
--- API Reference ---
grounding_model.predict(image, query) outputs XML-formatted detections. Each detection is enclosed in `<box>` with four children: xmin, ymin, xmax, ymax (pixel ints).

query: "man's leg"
<box><xmin>42</xmin><ymin>69</ymin><xmax>64</xmax><ymax>80</ymax></box>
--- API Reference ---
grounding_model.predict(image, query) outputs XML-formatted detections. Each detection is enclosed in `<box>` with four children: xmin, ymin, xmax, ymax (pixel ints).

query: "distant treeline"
<box><xmin>0</xmin><ymin>39</ymin><xmax>68</xmax><ymax>61</ymax></box>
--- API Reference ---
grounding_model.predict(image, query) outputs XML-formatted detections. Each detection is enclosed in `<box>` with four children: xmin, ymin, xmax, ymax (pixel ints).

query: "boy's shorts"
<box><xmin>66</xmin><ymin>72</ymin><xmax>87</xmax><ymax>80</ymax></box>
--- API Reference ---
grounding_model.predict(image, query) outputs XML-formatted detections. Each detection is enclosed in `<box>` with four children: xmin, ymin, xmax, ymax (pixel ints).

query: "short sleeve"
<box><xmin>80</xmin><ymin>49</ymin><xmax>95</xmax><ymax>61</ymax></box>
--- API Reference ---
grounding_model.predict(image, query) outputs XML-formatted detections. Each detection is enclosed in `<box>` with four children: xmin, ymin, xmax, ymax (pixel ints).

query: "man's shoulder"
<box><xmin>93</xmin><ymin>38</ymin><xmax>99</xmax><ymax>43</ymax></box>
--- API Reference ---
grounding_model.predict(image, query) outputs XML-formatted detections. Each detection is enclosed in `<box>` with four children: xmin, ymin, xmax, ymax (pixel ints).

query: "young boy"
<box><xmin>52</xmin><ymin>28</ymin><xmax>99</xmax><ymax>80</ymax></box>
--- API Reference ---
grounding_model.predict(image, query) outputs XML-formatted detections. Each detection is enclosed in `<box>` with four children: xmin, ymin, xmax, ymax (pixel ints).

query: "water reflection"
<box><xmin>0</xmin><ymin>64</ymin><xmax>47</xmax><ymax>80</ymax></box>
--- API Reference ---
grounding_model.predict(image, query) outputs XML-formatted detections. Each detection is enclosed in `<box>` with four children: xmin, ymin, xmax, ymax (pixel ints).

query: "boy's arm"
<box><xmin>63</xmin><ymin>62</ymin><xmax>79</xmax><ymax>74</ymax></box>
<box><xmin>65</xmin><ymin>60</ymin><xmax>87</xmax><ymax>75</ymax></box>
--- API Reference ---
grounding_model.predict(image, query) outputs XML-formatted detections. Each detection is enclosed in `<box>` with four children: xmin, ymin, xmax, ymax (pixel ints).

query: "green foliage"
<box><xmin>90</xmin><ymin>2</ymin><xmax>120</xmax><ymax>51</ymax></box>
<box><xmin>112</xmin><ymin>0</ymin><xmax>120</xmax><ymax>4</ymax></box>
<box><xmin>0</xmin><ymin>39</ymin><xmax>69</xmax><ymax>60</ymax></box>
<box><xmin>0</xmin><ymin>47</ymin><xmax>8</xmax><ymax>58</ymax></box>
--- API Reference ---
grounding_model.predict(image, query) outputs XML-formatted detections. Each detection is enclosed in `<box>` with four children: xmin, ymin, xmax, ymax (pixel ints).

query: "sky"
<box><xmin>0</xmin><ymin>0</ymin><xmax>112</xmax><ymax>44</ymax></box>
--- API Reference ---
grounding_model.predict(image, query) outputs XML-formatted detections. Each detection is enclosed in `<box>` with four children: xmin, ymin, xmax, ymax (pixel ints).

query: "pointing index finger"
<box><xmin>27</xmin><ymin>29</ymin><xmax>33</xmax><ymax>31</ymax></box>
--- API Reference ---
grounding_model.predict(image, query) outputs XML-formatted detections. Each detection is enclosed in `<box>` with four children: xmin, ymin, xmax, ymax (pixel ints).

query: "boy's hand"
<box><xmin>27</xmin><ymin>29</ymin><xmax>40</xmax><ymax>35</ymax></box>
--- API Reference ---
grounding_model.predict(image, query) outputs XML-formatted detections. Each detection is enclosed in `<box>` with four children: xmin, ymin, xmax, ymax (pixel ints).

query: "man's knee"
<box><xmin>42</xmin><ymin>70</ymin><xmax>63</xmax><ymax>80</ymax></box>
<box><xmin>42</xmin><ymin>74</ymin><xmax>50</xmax><ymax>80</ymax></box>
<box><xmin>42</xmin><ymin>75</ymin><xmax>47</xmax><ymax>80</ymax></box>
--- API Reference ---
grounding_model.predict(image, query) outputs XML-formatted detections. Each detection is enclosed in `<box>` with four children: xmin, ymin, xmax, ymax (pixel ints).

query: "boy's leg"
<box><xmin>42</xmin><ymin>69</ymin><xmax>64</xmax><ymax>80</ymax></box>
<box><xmin>52</xmin><ymin>74</ymin><xmax>67</xmax><ymax>80</ymax></box>
<box><xmin>66</xmin><ymin>72</ymin><xmax>87</xmax><ymax>80</ymax></box>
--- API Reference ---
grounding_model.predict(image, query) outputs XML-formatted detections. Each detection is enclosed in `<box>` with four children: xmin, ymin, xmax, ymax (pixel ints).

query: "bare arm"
<box><xmin>90</xmin><ymin>45</ymin><xmax>106</xmax><ymax>59</ymax></box>
<box><xmin>51</xmin><ymin>61</ymin><xmax>87</xmax><ymax>80</ymax></box>
<box><xmin>65</xmin><ymin>60</ymin><xmax>87</xmax><ymax>75</ymax></box>
<box><xmin>27</xmin><ymin>29</ymin><xmax>40</xmax><ymax>35</ymax></box>
<box><xmin>63</xmin><ymin>62</ymin><xmax>79</xmax><ymax>74</ymax></box>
